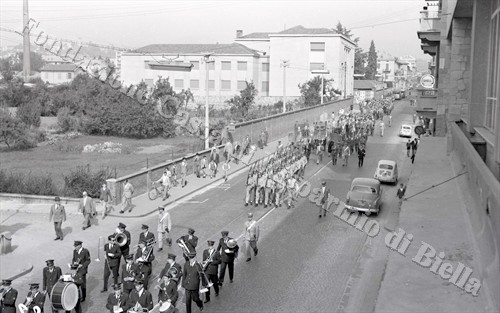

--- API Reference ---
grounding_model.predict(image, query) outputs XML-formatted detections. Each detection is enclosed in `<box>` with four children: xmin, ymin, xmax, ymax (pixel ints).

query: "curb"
<box><xmin>6</xmin><ymin>264</ymin><xmax>33</xmax><ymax>281</ymax></box>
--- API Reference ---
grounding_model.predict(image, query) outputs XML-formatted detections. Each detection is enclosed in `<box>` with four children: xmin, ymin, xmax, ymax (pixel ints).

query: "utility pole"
<box><xmin>22</xmin><ymin>0</ymin><xmax>31</xmax><ymax>82</ymax></box>
<box><xmin>203</xmin><ymin>53</ymin><xmax>214</xmax><ymax>150</ymax></box>
<box><xmin>280</xmin><ymin>60</ymin><xmax>289</xmax><ymax>113</ymax></box>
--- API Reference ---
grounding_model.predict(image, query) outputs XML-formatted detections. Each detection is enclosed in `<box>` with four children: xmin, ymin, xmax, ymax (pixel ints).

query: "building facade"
<box><xmin>40</xmin><ymin>63</ymin><xmax>81</xmax><ymax>85</ymax></box>
<box><xmin>417</xmin><ymin>1</ymin><xmax>500</xmax><ymax>310</ymax></box>
<box><xmin>118</xmin><ymin>25</ymin><xmax>355</xmax><ymax>105</ymax></box>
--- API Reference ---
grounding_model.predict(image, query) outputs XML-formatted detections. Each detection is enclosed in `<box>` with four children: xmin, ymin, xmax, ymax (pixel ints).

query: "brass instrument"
<box><xmin>114</xmin><ymin>233</ymin><xmax>128</xmax><ymax>247</ymax></box>
<box><xmin>136</xmin><ymin>239</ymin><xmax>156</xmax><ymax>264</ymax></box>
<box><xmin>176</xmin><ymin>238</ymin><xmax>191</xmax><ymax>257</ymax></box>
<box><xmin>201</xmin><ymin>249</ymin><xmax>215</xmax><ymax>271</ymax></box>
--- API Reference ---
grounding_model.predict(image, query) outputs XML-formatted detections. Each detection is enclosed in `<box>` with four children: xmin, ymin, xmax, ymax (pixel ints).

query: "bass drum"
<box><xmin>158</xmin><ymin>301</ymin><xmax>175</xmax><ymax>313</ymax></box>
<box><xmin>51</xmin><ymin>281</ymin><xmax>79</xmax><ymax>311</ymax></box>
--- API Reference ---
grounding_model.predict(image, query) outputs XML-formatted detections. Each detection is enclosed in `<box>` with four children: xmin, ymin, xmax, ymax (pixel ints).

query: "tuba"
<box><xmin>176</xmin><ymin>238</ymin><xmax>191</xmax><ymax>257</ymax></box>
<box><xmin>115</xmin><ymin>233</ymin><xmax>128</xmax><ymax>247</ymax></box>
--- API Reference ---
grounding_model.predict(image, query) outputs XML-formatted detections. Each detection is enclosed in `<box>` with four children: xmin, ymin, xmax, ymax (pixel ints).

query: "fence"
<box><xmin>107</xmin><ymin>97</ymin><xmax>353</xmax><ymax>205</ymax></box>
<box><xmin>449</xmin><ymin>122</ymin><xmax>499</xmax><ymax>311</ymax></box>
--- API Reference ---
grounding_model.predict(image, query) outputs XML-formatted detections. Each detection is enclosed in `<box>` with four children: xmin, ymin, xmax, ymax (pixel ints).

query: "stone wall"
<box><xmin>189</xmin><ymin>95</ymin><xmax>301</xmax><ymax>110</ymax></box>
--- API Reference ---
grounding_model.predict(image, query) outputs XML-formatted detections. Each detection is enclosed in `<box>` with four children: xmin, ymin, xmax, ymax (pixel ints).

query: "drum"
<box><xmin>51</xmin><ymin>281</ymin><xmax>79</xmax><ymax>311</ymax></box>
<box><xmin>159</xmin><ymin>301</ymin><xmax>175</xmax><ymax>313</ymax></box>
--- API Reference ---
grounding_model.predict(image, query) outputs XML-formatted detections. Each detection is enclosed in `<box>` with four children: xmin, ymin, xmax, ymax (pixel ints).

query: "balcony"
<box><xmin>417</xmin><ymin>6</ymin><xmax>441</xmax><ymax>57</ymax></box>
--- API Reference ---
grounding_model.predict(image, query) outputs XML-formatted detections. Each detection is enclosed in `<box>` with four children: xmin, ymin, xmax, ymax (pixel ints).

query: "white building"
<box><xmin>376</xmin><ymin>55</ymin><xmax>416</xmax><ymax>90</ymax></box>
<box><xmin>119</xmin><ymin>25</ymin><xmax>355</xmax><ymax>104</ymax></box>
<box><xmin>40</xmin><ymin>63</ymin><xmax>82</xmax><ymax>85</ymax></box>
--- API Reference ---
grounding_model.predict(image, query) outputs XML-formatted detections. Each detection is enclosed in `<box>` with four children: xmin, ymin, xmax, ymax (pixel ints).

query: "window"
<box><xmin>237</xmin><ymin>61</ymin><xmax>247</xmax><ymax>71</ymax></box>
<box><xmin>310</xmin><ymin>42</ymin><xmax>325</xmax><ymax>51</ymax></box>
<box><xmin>221</xmin><ymin>61</ymin><xmax>231</xmax><ymax>71</ymax></box>
<box><xmin>67</xmin><ymin>73</ymin><xmax>72</xmax><ymax>79</ymax></box>
<box><xmin>262</xmin><ymin>63</ymin><xmax>270</xmax><ymax>72</ymax></box>
<box><xmin>221</xmin><ymin>80</ymin><xmax>231</xmax><ymax>90</ymax></box>
<box><xmin>237</xmin><ymin>80</ymin><xmax>246</xmax><ymax>90</ymax></box>
<box><xmin>310</xmin><ymin>63</ymin><xmax>325</xmax><ymax>71</ymax></box>
<box><xmin>175</xmin><ymin>79</ymin><xmax>184</xmax><ymax>89</ymax></box>
<box><xmin>208</xmin><ymin>80</ymin><xmax>215</xmax><ymax>90</ymax></box>
<box><xmin>262</xmin><ymin>81</ymin><xmax>269</xmax><ymax>92</ymax></box>
<box><xmin>190</xmin><ymin>79</ymin><xmax>199</xmax><ymax>89</ymax></box>
<box><xmin>485</xmin><ymin>7</ymin><xmax>499</xmax><ymax>131</ymax></box>
<box><xmin>191</xmin><ymin>61</ymin><xmax>199</xmax><ymax>70</ymax></box>
<box><xmin>208</xmin><ymin>62</ymin><xmax>215</xmax><ymax>70</ymax></box>
<box><xmin>385</xmin><ymin>64</ymin><xmax>390</xmax><ymax>72</ymax></box>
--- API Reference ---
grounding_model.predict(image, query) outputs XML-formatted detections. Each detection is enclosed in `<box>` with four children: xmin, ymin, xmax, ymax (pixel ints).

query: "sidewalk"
<box><xmin>374</xmin><ymin>137</ymin><xmax>494</xmax><ymax>312</ymax></box>
<box><xmin>0</xmin><ymin>136</ymin><xmax>288</xmax><ymax>280</ymax></box>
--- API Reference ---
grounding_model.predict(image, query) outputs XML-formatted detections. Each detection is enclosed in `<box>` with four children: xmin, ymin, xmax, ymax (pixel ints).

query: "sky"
<box><xmin>0</xmin><ymin>0</ymin><xmax>431</xmax><ymax>60</ymax></box>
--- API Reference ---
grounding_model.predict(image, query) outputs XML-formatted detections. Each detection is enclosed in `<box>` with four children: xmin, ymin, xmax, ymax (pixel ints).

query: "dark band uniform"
<box><xmin>134</xmin><ymin>244</ymin><xmax>155</xmax><ymax>289</ymax></box>
<box><xmin>117</xmin><ymin>224</ymin><xmax>131</xmax><ymax>262</ymax></box>
<box><xmin>125</xmin><ymin>282</ymin><xmax>153</xmax><ymax>312</ymax></box>
<box><xmin>157</xmin><ymin>278</ymin><xmax>179</xmax><ymax>307</ymax></box>
<box><xmin>42</xmin><ymin>260</ymin><xmax>62</xmax><ymax>296</ymax></box>
<box><xmin>121</xmin><ymin>256</ymin><xmax>139</xmax><ymax>295</ymax></box>
<box><xmin>0</xmin><ymin>280</ymin><xmax>18</xmax><ymax>313</ymax></box>
<box><xmin>71</xmin><ymin>241</ymin><xmax>91</xmax><ymax>301</ymax></box>
<box><xmin>23</xmin><ymin>284</ymin><xmax>45</xmax><ymax>313</ymax></box>
<box><xmin>105</xmin><ymin>286</ymin><xmax>128</xmax><ymax>313</ymax></box>
<box><xmin>104</xmin><ymin>236</ymin><xmax>122</xmax><ymax>288</ymax></box>
<box><xmin>202</xmin><ymin>243</ymin><xmax>221</xmax><ymax>301</ymax></box>
<box><xmin>159</xmin><ymin>254</ymin><xmax>182</xmax><ymax>283</ymax></box>
<box><xmin>64</xmin><ymin>265</ymin><xmax>85</xmax><ymax>313</ymax></box>
<box><xmin>217</xmin><ymin>236</ymin><xmax>239</xmax><ymax>285</ymax></box>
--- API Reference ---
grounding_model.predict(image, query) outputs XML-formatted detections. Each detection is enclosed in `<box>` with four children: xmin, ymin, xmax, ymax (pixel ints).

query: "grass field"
<box><xmin>0</xmin><ymin>135</ymin><xmax>204</xmax><ymax>190</ymax></box>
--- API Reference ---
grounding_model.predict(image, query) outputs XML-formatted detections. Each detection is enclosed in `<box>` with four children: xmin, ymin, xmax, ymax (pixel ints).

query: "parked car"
<box><xmin>399</xmin><ymin>124</ymin><xmax>412</xmax><ymax>137</ymax></box>
<box><xmin>394</xmin><ymin>92</ymin><xmax>401</xmax><ymax>100</ymax></box>
<box><xmin>374</xmin><ymin>160</ymin><xmax>398</xmax><ymax>184</ymax></box>
<box><xmin>345</xmin><ymin>178</ymin><xmax>382</xmax><ymax>216</ymax></box>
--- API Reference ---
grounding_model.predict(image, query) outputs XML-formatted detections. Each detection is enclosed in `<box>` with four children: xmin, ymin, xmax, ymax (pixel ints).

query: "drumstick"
<box><xmin>95</xmin><ymin>236</ymin><xmax>102</xmax><ymax>262</ymax></box>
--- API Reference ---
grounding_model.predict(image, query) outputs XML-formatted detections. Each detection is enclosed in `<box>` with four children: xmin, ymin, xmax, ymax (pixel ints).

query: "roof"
<box><xmin>353</xmin><ymin>80</ymin><xmax>378</xmax><ymax>90</ymax></box>
<box><xmin>134</xmin><ymin>43</ymin><xmax>259</xmax><ymax>56</ymax></box>
<box><xmin>238</xmin><ymin>32</ymin><xmax>273</xmax><ymax>39</ymax></box>
<box><xmin>351</xmin><ymin>177</ymin><xmax>380</xmax><ymax>186</ymax></box>
<box><xmin>40</xmin><ymin>63</ymin><xmax>78</xmax><ymax>72</ymax></box>
<box><xmin>377</xmin><ymin>160</ymin><xmax>397</xmax><ymax>166</ymax></box>
<box><xmin>277</xmin><ymin>25</ymin><xmax>338</xmax><ymax>35</ymax></box>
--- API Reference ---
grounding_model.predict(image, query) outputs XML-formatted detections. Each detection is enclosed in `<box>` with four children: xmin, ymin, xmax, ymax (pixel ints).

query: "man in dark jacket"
<box><xmin>202</xmin><ymin>240</ymin><xmax>221</xmax><ymax>302</ymax></box>
<box><xmin>42</xmin><ymin>259</ymin><xmax>62</xmax><ymax>313</ymax></box>
<box><xmin>157</xmin><ymin>271</ymin><xmax>179</xmax><ymax>309</ymax></box>
<box><xmin>22</xmin><ymin>283</ymin><xmax>45</xmax><ymax>313</ymax></box>
<box><xmin>182</xmin><ymin>252</ymin><xmax>204</xmax><ymax>313</ymax></box>
<box><xmin>0</xmin><ymin>279</ymin><xmax>17</xmax><ymax>313</ymax></box>
<box><xmin>105</xmin><ymin>284</ymin><xmax>128</xmax><ymax>313</ymax></box>
<box><xmin>158</xmin><ymin>253</ymin><xmax>182</xmax><ymax>283</ymax></box>
<box><xmin>101</xmin><ymin>235</ymin><xmax>122</xmax><ymax>292</ymax></box>
<box><xmin>71</xmin><ymin>241</ymin><xmax>90</xmax><ymax>302</ymax></box>
<box><xmin>177</xmin><ymin>228</ymin><xmax>198</xmax><ymax>261</ymax></box>
<box><xmin>121</xmin><ymin>255</ymin><xmax>138</xmax><ymax>296</ymax></box>
<box><xmin>116</xmin><ymin>223</ymin><xmax>131</xmax><ymax>263</ymax></box>
<box><xmin>216</xmin><ymin>231</ymin><xmax>239</xmax><ymax>287</ymax></box>
<box><xmin>125</xmin><ymin>279</ymin><xmax>153</xmax><ymax>312</ymax></box>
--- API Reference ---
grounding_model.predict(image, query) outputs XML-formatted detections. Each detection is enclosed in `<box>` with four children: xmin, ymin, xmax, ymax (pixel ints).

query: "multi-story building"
<box><xmin>417</xmin><ymin>0</ymin><xmax>500</xmax><ymax>310</ymax></box>
<box><xmin>118</xmin><ymin>25</ymin><xmax>355</xmax><ymax>105</ymax></box>
<box><xmin>376</xmin><ymin>55</ymin><xmax>416</xmax><ymax>91</ymax></box>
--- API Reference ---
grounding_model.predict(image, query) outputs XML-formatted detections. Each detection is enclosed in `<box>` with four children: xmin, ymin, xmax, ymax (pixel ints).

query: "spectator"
<box><xmin>100</xmin><ymin>182</ymin><xmax>113</xmax><ymax>218</ymax></box>
<box><xmin>406</xmin><ymin>139</ymin><xmax>411</xmax><ymax>157</ymax></box>
<box><xmin>397</xmin><ymin>184</ymin><xmax>407</xmax><ymax>199</ymax></box>
<box><xmin>193</xmin><ymin>153</ymin><xmax>200</xmax><ymax>178</ymax></box>
<box><xmin>78</xmin><ymin>191</ymin><xmax>96</xmax><ymax>230</ymax></box>
<box><xmin>49</xmin><ymin>196</ymin><xmax>66</xmax><ymax>240</ymax></box>
<box><xmin>120</xmin><ymin>179</ymin><xmax>134</xmax><ymax>214</ymax></box>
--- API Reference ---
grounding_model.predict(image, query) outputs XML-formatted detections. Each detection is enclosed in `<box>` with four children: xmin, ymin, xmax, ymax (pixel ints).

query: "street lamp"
<box><xmin>311</xmin><ymin>69</ymin><xmax>330</xmax><ymax>104</ymax></box>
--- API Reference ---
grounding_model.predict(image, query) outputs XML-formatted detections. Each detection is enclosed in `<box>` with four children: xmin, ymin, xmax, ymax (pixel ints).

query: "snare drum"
<box><xmin>51</xmin><ymin>281</ymin><xmax>79</xmax><ymax>311</ymax></box>
<box><xmin>159</xmin><ymin>301</ymin><xmax>175</xmax><ymax>313</ymax></box>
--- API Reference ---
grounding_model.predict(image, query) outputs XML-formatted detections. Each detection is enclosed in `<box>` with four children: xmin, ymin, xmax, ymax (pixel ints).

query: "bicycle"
<box><xmin>148</xmin><ymin>181</ymin><xmax>165</xmax><ymax>200</ymax></box>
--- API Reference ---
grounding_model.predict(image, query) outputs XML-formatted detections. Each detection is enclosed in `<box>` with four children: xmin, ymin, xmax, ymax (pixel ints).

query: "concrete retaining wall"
<box><xmin>449</xmin><ymin>122</ymin><xmax>499</xmax><ymax>310</ymax></box>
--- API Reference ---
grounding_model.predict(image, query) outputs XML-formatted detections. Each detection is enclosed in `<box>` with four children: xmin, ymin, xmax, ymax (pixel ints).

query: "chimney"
<box><xmin>236</xmin><ymin>30</ymin><xmax>243</xmax><ymax>38</ymax></box>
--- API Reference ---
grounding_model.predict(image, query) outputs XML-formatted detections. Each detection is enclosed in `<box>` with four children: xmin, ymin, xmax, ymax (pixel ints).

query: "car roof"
<box><xmin>378</xmin><ymin>160</ymin><xmax>396</xmax><ymax>166</ymax></box>
<box><xmin>351</xmin><ymin>177</ymin><xmax>380</xmax><ymax>187</ymax></box>
<box><xmin>401</xmin><ymin>124</ymin><xmax>412</xmax><ymax>128</ymax></box>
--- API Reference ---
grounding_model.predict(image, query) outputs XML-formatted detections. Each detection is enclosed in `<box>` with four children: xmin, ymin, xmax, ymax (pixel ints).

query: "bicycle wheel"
<box><xmin>148</xmin><ymin>188</ymin><xmax>158</xmax><ymax>200</ymax></box>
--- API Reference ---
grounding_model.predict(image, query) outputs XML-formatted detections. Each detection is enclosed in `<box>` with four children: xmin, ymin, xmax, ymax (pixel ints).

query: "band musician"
<box><xmin>158</xmin><ymin>253</ymin><xmax>182</xmax><ymax>283</ymax></box>
<box><xmin>71</xmin><ymin>241</ymin><xmax>90</xmax><ymax>302</ymax></box>
<box><xmin>202</xmin><ymin>240</ymin><xmax>221</xmax><ymax>302</ymax></box>
<box><xmin>42</xmin><ymin>259</ymin><xmax>62</xmax><ymax>313</ymax></box>
<box><xmin>217</xmin><ymin>231</ymin><xmax>239</xmax><ymax>286</ymax></box>
<box><xmin>177</xmin><ymin>228</ymin><xmax>198</xmax><ymax>261</ymax></box>
<box><xmin>0</xmin><ymin>279</ymin><xmax>17</xmax><ymax>313</ymax></box>
<box><xmin>22</xmin><ymin>283</ymin><xmax>45</xmax><ymax>313</ymax></box>
<box><xmin>125</xmin><ymin>279</ymin><xmax>153</xmax><ymax>312</ymax></box>
<box><xmin>64</xmin><ymin>264</ymin><xmax>84</xmax><ymax>313</ymax></box>
<box><xmin>157</xmin><ymin>271</ymin><xmax>179</xmax><ymax>309</ymax></box>
<box><xmin>134</xmin><ymin>241</ymin><xmax>155</xmax><ymax>290</ymax></box>
<box><xmin>101</xmin><ymin>235</ymin><xmax>122</xmax><ymax>293</ymax></box>
<box><xmin>121</xmin><ymin>255</ymin><xmax>139</xmax><ymax>295</ymax></box>
<box><xmin>116</xmin><ymin>223</ymin><xmax>131</xmax><ymax>263</ymax></box>
<box><xmin>105</xmin><ymin>283</ymin><xmax>128</xmax><ymax>313</ymax></box>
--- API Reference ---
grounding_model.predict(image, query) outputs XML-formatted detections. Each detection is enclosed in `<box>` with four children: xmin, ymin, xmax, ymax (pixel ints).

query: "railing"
<box><xmin>420</xmin><ymin>9</ymin><xmax>441</xmax><ymax>32</ymax></box>
<box><xmin>106</xmin><ymin>97</ymin><xmax>353</xmax><ymax>204</ymax></box>
<box><xmin>449</xmin><ymin>122</ymin><xmax>499</xmax><ymax>310</ymax></box>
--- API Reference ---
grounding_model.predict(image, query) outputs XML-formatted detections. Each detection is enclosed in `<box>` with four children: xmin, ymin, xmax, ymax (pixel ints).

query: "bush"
<box><xmin>0</xmin><ymin>110</ymin><xmax>37</xmax><ymax>150</ymax></box>
<box><xmin>57</xmin><ymin>106</ymin><xmax>81</xmax><ymax>132</ymax></box>
<box><xmin>17</xmin><ymin>100</ymin><xmax>42</xmax><ymax>127</ymax></box>
<box><xmin>0</xmin><ymin>169</ymin><xmax>59</xmax><ymax>196</ymax></box>
<box><xmin>63</xmin><ymin>164</ymin><xmax>113</xmax><ymax>198</ymax></box>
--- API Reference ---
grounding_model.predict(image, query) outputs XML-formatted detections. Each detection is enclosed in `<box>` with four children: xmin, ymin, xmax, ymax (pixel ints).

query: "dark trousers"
<box><xmin>54</xmin><ymin>221</ymin><xmax>63</xmax><ymax>239</ymax></box>
<box><xmin>185</xmin><ymin>289</ymin><xmax>203</xmax><ymax>313</ymax></box>
<box><xmin>219</xmin><ymin>261</ymin><xmax>234</xmax><ymax>283</ymax></box>
<box><xmin>140</xmin><ymin>264</ymin><xmax>152</xmax><ymax>290</ymax></box>
<box><xmin>205</xmin><ymin>273</ymin><xmax>219</xmax><ymax>300</ymax></box>
<box><xmin>358</xmin><ymin>157</ymin><xmax>364</xmax><ymax>167</ymax></box>
<box><xmin>46</xmin><ymin>286</ymin><xmax>59</xmax><ymax>313</ymax></box>
<box><xmin>103</xmin><ymin>263</ymin><xmax>120</xmax><ymax>289</ymax></box>
<box><xmin>120</xmin><ymin>248</ymin><xmax>129</xmax><ymax>263</ymax></box>
<box><xmin>81</xmin><ymin>277</ymin><xmax>87</xmax><ymax>301</ymax></box>
<box><xmin>407</xmin><ymin>149</ymin><xmax>410</xmax><ymax>157</ymax></box>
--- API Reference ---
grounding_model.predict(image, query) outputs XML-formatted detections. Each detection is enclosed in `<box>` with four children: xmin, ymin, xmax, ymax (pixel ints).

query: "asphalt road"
<box><xmin>78</xmin><ymin>98</ymin><xmax>417</xmax><ymax>313</ymax></box>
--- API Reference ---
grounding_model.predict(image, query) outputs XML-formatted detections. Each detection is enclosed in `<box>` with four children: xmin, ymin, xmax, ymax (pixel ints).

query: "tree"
<box><xmin>298</xmin><ymin>76</ymin><xmax>339</xmax><ymax>106</ymax></box>
<box><xmin>336</xmin><ymin>22</ymin><xmax>366</xmax><ymax>76</ymax></box>
<box><xmin>365</xmin><ymin>40</ymin><xmax>378</xmax><ymax>80</ymax></box>
<box><xmin>11</xmin><ymin>52</ymin><xmax>46</xmax><ymax>72</ymax></box>
<box><xmin>0</xmin><ymin>58</ymin><xmax>15</xmax><ymax>82</ymax></box>
<box><xmin>227</xmin><ymin>81</ymin><xmax>258</xmax><ymax>117</ymax></box>
<box><xmin>0</xmin><ymin>110</ymin><xmax>31</xmax><ymax>149</ymax></box>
